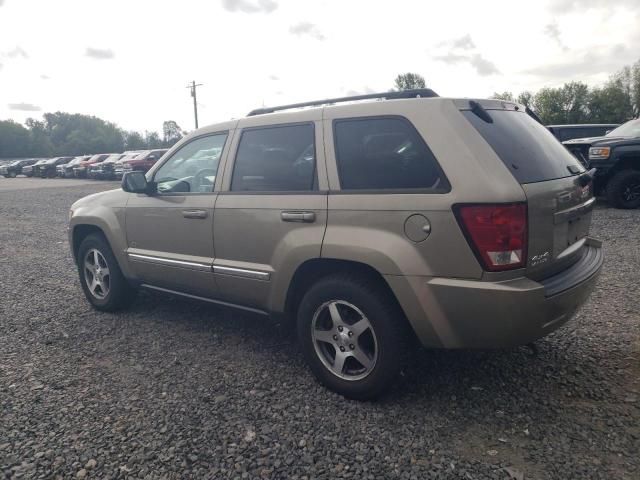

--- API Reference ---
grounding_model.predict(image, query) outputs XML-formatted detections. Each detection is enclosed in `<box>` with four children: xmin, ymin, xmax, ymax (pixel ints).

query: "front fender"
<box><xmin>69</xmin><ymin>204</ymin><xmax>133</xmax><ymax>279</ymax></box>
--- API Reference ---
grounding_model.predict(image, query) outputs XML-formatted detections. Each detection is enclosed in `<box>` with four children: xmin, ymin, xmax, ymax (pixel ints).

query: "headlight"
<box><xmin>589</xmin><ymin>146</ymin><xmax>610</xmax><ymax>160</ymax></box>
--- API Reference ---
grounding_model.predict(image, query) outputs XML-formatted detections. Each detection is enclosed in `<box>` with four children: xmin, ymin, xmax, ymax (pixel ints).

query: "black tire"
<box><xmin>297</xmin><ymin>274</ymin><xmax>408</xmax><ymax>400</ymax></box>
<box><xmin>8</xmin><ymin>171</ymin><xmax>17</xmax><ymax>178</ymax></box>
<box><xmin>606</xmin><ymin>169</ymin><xmax>640</xmax><ymax>209</ymax></box>
<box><xmin>77</xmin><ymin>233</ymin><xmax>136</xmax><ymax>312</ymax></box>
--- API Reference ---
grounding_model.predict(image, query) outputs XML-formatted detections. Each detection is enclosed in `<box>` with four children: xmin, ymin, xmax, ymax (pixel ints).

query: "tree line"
<box><xmin>395</xmin><ymin>58</ymin><xmax>640</xmax><ymax>125</ymax></box>
<box><xmin>492</xmin><ymin>58</ymin><xmax>640</xmax><ymax>124</ymax></box>
<box><xmin>0</xmin><ymin>112</ymin><xmax>184</xmax><ymax>159</ymax></box>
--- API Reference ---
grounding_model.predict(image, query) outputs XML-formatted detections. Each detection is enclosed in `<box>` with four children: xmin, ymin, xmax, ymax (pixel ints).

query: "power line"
<box><xmin>186</xmin><ymin>81</ymin><xmax>203</xmax><ymax>129</ymax></box>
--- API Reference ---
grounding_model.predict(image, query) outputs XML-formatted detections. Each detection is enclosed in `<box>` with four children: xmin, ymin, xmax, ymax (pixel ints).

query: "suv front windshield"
<box><xmin>606</xmin><ymin>119</ymin><xmax>640</xmax><ymax>138</ymax></box>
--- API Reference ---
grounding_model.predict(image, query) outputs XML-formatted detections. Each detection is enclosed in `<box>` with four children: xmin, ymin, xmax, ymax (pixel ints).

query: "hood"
<box><xmin>71</xmin><ymin>188</ymin><xmax>126</xmax><ymax>211</ymax></box>
<box><xmin>562</xmin><ymin>135</ymin><xmax>635</xmax><ymax>147</ymax></box>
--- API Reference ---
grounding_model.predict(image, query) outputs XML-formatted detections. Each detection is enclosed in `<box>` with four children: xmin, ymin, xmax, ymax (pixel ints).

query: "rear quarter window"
<box><xmin>462</xmin><ymin>110</ymin><xmax>585</xmax><ymax>184</ymax></box>
<box><xmin>333</xmin><ymin>116</ymin><xmax>450</xmax><ymax>192</ymax></box>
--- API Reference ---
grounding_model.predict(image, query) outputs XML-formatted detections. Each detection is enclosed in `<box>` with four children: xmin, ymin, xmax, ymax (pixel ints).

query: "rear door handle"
<box><xmin>281</xmin><ymin>211</ymin><xmax>316</xmax><ymax>223</ymax></box>
<box><xmin>182</xmin><ymin>209</ymin><xmax>208</xmax><ymax>219</ymax></box>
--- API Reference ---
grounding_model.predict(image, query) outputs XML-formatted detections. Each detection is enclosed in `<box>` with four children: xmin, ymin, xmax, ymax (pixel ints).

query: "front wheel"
<box><xmin>8</xmin><ymin>171</ymin><xmax>17</xmax><ymax>178</ymax></box>
<box><xmin>77</xmin><ymin>233</ymin><xmax>136</xmax><ymax>311</ymax></box>
<box><xmin>606</xmin><ymin>169</ymin><xmax>640</xmax><ymax>209</ymax></box>
<box><xmin>297</xmin><ymin>274</ymin><xmax>408</xmax><ymax>400</ymax></box>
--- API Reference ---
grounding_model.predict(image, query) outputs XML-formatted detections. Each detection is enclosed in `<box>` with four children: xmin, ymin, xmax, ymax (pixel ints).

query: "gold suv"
<box><xmin>69</xmin><ymin>90</ymin><xmax>603</xmax><ymax>399</ymax></box>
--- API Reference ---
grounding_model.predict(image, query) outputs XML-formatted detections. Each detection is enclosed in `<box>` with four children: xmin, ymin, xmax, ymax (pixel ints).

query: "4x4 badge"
<box><xmin>530</xmin><ymin>251</ymin><xmax>550</xmax><ymax>266</ymax></box>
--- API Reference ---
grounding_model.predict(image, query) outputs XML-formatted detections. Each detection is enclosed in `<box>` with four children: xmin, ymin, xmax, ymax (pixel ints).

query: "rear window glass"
<box><xmin>462</xmin><ymin>110</ymin><xmax>585</xmax><ymax>184</ymax></box>
<box><xmin>333</xmin><ymin>117</ymin><xmax>450</xmax><ymax>191</ymax></box>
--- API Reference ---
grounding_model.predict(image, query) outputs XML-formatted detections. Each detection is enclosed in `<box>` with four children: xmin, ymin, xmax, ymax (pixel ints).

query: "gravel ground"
<box><xmin>1</xmin><ymin>181</ymin><xmax>638</xmax><ymax>480</ymax></box>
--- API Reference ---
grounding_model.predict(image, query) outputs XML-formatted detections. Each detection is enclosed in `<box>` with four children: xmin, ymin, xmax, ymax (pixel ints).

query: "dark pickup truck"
<box><xmin>548</xmin><ymin>124</ymin><xmax>618</xmax><ymax>142</ymax></box>
<box><xmin>563</xmin><ymin>118</ymin><xmax>640</xmax><ymax>209</ymax></box>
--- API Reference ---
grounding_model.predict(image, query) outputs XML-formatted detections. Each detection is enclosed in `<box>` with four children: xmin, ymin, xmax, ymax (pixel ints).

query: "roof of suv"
<box><xmin>192</xmin><ymin>90</ymin><xmax>454</xmax><ymax>137</ymax></box>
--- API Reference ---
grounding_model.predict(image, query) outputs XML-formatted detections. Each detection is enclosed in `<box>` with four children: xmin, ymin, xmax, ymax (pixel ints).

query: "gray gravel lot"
<box><xmin>1</xmin><ymin>180</ymin><xmax>638</xmax><ymax>480</ymax></box>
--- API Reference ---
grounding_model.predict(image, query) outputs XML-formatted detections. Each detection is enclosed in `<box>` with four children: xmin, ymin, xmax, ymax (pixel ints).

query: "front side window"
<box><xmin>154</xmin><ymin>133</ymin><xmax>227</xmax><ymax>194</ymax></box>
<box><xmin>231</xmin><ymin>123</ymin><xmax>316</xmax><ymax>192</ymax></box>
<box><xmin>333</xmin><ymin>117</ymin><xmax>450</xmax><ymax>191</ymax></box>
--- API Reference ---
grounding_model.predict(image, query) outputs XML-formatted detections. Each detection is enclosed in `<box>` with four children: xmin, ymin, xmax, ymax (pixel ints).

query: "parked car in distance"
<box><xmin>58</xmin><ymin>156</ymin><xmax>91</xmax><ymax>178</ymax></box>
<box><xmin>22</xmin><ymin>158</ymin><xmax>51</xmax><ymax>177</ymax></box>
<box><xmin>90</xmin><ymin>152</ymin><xmax>140</xmax><ymax>180</ymax></box>
<box><xmin>1</xmin><ymin>158</ymin><xmax>39</xmax><ymax>178</ymax></box>
<box><xmin>73</xmin><ymin>154</ymin><xmax>113</xmax><ymax>178</ymax></box>
<box><xmin>69</xmin><ymin>90</ymin><xmax>603</xmax><ymax>399</ymax></box>
<box><xmin>40</xmin><ymin>156</ymin><xmax>74</xmax><ymax>178</ymax></box>
<box><xmin>563</xmin><ymin>118</ymin><xmax>640</xmax><ymax>208</ymax></box>
<box><xmin>547</xmin><ymin>124</ymin><xmax>619</xmax><ymax>142</ymax></box>
<box><xmin>115</xmin><ymin>149</ymin><xmax>168</xmax><ymax>179</ymax></box>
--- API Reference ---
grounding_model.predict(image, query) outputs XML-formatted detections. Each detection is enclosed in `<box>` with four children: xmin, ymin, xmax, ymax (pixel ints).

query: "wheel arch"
<box><xmin>71</xmin><ymin>224</ymin><xmax>105</xmax><ymax>263</ymax></box>
<box><xmin>69</xmin><ymin>214</ymin><xmax>134</xmax><ymax>280</ymax></box>
<box><xmin>281</xmin><ymin>258</ymin><xmax>413</xmax><ymax>334</ymax></box>
<box><xmin>608</xmin><ymin>149</ymin><xmax>640</xmax><ymax>176</ymax></box>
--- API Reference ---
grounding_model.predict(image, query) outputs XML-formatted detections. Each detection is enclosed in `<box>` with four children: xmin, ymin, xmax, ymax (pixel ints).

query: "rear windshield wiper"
<box><xmin>469</xmin><ymin>100</ymin><xmax>493</xmax><ymax>123</ymax></box>
<box><xmin>525</xmin><ymin>106</ymin><xmax>544</xmax><ymax>125</ymax></box>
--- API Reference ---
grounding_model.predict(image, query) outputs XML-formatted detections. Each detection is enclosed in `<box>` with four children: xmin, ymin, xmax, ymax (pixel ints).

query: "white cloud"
<box><xmin>221</xmin><ymin>0</ymin><xmax>277</xmax><ymax>14</ymax></box>
<box><xmin>85</xmin><ymin>48</ymin><xmax>114</xmax><ymax>60</ymax></box>
<box><xmin>550</xmin><ymin>0</ymin><xmax>640</xmax><ymax>13</ymax></box>
<box><xmin>451</xmin><ymin>34</ymin><xmax>475</xmax><ymax>50</ymax></box>
<box><xmin>289</xmin><ymin>22</ymin><xmax>325</xmax><ymax>40</ymax></box>
<box><xmin>6</xmin><ymin>46</ymin><xmax>28</xmax><ymax>58</ymax></box>
<box><xmin>8</xmin><ymin>103</ymin><xmax>41</xmax><ymax>111</ymax></box>
<box><xmin>544</xmin><ymin>22</ymin><xmax>568</xmax><ymax>50</ymax></box>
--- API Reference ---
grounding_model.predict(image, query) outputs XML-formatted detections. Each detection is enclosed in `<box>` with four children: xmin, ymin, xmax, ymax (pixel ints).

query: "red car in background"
<box><xmin>114</xmin><ymin>149</ymin><xmax>167</xmax><ymax>178</ymax></box>
<box><xmin>73</xmin><ymin>153</ymin><xmax>114</xmax><ymax>178</ymax></box>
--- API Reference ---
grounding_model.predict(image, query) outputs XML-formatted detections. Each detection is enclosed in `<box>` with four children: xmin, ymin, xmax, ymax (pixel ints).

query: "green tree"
<box><xmin>516</xmin><ymin>91</ymin><xmax>534</xmax><ymax>108</ymax></box>
<box><xmin>533</xmin><ymin>82</ymin><xmax>590</xmax><ymax>124</ymax></box>
<box><xmin>124</xmin><ymin>131</ymin><xmax>146</xmax><ymax>150</ymax></box>
<box><xmin>40</xmin><ymin>112</ymin><xmax>124</xmax><ymax>155</ymax></box>
<box><xmin>492</xmin><ymin>92</ymin><xmax>514</xmax><ymax>101</ymax></box>
<box><xmin>0</xmin><ymin>120</ymin><xmax>31</xmax><ymax>158</ymax></box>
<box><xmin>588</xmin><ymin>79</ymin><xmax>634</xmax><ymax>123</ymax></box>
<box><xmin>394</xmin><ymin>73</ymin><xmax>426</xmax><ymax>91</ymax></box>
<box><xmin>144</xmin><ymin>131</ymin><xmax>163</xmax><ymax>148</ymax></box>
<box><xmin>25</xmin><ymin>118</ymin><xmax>53</xmax><ymax>156</ymax></box>
<box><xmin>162</xmin><ymin>120</ymin><xmax>183</xmax><ymax>147</ymax></box>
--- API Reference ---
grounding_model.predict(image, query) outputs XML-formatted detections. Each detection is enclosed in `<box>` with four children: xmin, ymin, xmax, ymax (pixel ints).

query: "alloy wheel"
<box><xmin>84</xmin><ymin>249</ymin><xmax>111</xmax><ymax>299</ymax></box>
<box><xmin>621</xmin><ymin>180</ymin><xmax>640</xmax><ymax>203</ymax></box>
<box><xmin>311</xmin><ymin>300</ymin><xmax>378</xmax><ymax>381</ymax></box>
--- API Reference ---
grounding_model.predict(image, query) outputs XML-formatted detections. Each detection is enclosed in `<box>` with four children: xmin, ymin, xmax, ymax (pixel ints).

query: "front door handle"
<box><xmin>182</xmin><ymin>209</ymin><xmax>208</xmax><ymax>219</ymax></box>
<box><xmin>281</xmin><ymin>211</ymin><xmax>316</xmax><ymax>223</ymax></box>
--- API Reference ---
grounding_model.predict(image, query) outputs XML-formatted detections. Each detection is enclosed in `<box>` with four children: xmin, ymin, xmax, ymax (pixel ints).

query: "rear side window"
<box><xmin>231</xmin><ymin>123</ymin><xmax>316</xmax><ymax>192</ymax></box>
<box><xmin>462</xmin><ymin>110</ymin><xmax>585</xmax><ymax>184</ymax></box>
<box><xmin>333</xmin><ymin>117</ymin><xmax>449</xmax><ymax>191</ymax></box>
<box><xmin>559</xmin><ymin>127</ymin><xmax>607</xmax><ymax>141</ymax></box>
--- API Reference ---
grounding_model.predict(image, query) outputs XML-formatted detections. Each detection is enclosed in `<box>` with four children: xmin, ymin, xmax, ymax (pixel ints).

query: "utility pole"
<box><xmin>186</xmin><ymin>81</ymin><xmax>203</xmax><ymax>129</ymax></box>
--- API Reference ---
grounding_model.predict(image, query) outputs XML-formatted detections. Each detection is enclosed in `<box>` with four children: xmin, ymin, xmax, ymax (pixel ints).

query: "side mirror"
<box><xmin>122</xmin><ymin>171</ymin><xmax>155</xmax><ymax>194</ymax></box>
<box><xmin>605</xmin><ymin>129</ymin><xmax>612</xmax><ymax>135</ymax></box>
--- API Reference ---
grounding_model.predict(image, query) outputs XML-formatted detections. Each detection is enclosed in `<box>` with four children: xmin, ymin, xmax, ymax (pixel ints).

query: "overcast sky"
<box><xmin>0</xmin><ymin>0</ymin><xmax>639</xmax><ymax>133</ymax></box>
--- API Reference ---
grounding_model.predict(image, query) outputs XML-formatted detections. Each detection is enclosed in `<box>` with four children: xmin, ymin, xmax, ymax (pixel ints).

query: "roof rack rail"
<box><xmin>247</xmin><ymin>88</ymin><xmax>439</xmax><ymax>116</ymax></box>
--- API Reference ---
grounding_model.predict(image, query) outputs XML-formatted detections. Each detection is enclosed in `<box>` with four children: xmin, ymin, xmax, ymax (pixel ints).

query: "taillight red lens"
<box><xmin>455</xmin><ymin>203</ymin><xmax>528</xmax><ymax>272</ymax></box>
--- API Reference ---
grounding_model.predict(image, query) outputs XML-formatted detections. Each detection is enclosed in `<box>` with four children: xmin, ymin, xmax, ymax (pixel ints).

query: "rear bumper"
<box><xmin>385</xmin><ymin>238</ymin><xmax>603</xmax><ymax>349</ymax></box>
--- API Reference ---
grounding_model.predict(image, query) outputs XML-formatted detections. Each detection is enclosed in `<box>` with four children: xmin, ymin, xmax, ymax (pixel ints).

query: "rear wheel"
<box><xmin>606</xmin><ymin>169</ymin><xmax>640</xmax><ymax>209</ymax></box>
<box><xmin>297</xmin><ymin>274</ymin><xmax>408</xmax><ymax>400</ymax></box>
<box><xmin>77</xmin><ymin>233</ymin><xmax>136</xmax><ymax>311</ymax></box>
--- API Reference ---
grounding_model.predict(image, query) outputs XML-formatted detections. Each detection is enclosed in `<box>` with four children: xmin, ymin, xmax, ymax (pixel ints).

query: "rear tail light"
<box><xmin>454</xmin><ymin>203</ymin><xmax>527</xmax><ymax>271</ymax></box>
